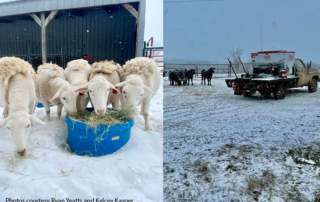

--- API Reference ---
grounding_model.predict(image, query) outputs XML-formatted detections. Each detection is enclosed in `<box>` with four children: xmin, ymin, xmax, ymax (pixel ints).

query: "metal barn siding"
<box><xmin>0</xmin><ymin>18</ymin><xmax>40</xmax><ymax>59</ymax></box>
<box><xmin>0</xmin><ymin>3</ymin><xmax>139</xmax><ymax>66</ymax></box>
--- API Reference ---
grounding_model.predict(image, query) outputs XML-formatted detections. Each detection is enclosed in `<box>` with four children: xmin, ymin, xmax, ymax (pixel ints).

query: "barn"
<box><xmin>0</xmin><ymin>0</ymin><xmax>146</xmax><ymax>68</ymax></box>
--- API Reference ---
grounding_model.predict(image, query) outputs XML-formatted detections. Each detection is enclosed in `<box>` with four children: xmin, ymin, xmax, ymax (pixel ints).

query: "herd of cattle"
<box><xmin>164</xmin><ymin>67</ymin><xmax>216</xmax><ymax>86</ymax></box>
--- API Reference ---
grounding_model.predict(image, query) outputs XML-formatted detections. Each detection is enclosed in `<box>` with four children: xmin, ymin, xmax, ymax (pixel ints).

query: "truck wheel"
<box><xmin>308</xmin><ymin>78</ymin><xmax>317</xmax><ymax>93</ymax></box>
<box><xmin>234</xmin><ymin>83</ymin><xmax>241</xmax><ymax>95</ymax></box>
<box><xmin>274</xmin><ymin>85</ymin><xmax>286</xmax><ymax>100</ymax></box>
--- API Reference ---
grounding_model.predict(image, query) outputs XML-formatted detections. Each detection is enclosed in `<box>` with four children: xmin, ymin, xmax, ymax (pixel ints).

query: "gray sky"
<box><xmin>145</xmin><ymin>0</ymin><xmax>163</xmax><ymax>46</ymax></box>
<box><xmin>164</xmin><ymin>0</ymin><xmax>320</xmax><ymax>64</ymax></box>
<box><xmin>0</xmin><ymin>0</ymin><xmax>18</xmax><ymax>2</ymax></box>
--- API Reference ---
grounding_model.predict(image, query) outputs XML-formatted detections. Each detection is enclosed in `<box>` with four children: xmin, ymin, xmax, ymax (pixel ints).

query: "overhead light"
<box><xmin>67</xmin><ymin>12</ymin><xmax>73</xmax><ymax>19</ymax></box>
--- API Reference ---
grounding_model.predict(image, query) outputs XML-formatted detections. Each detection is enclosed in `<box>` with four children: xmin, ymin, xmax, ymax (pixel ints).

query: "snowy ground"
<box><xmin>164</xmin><ymin>77</ymin><xmax>320</xmax><ymax>202</ymax></box>
<box><xmin>0</xmin><ymin>80</ymin><xmax>163</xmax><ymax>201</ymax></box>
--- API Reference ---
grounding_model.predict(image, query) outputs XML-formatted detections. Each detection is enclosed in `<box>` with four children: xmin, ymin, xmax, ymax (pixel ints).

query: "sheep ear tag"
<box><xmin>79</xmin><ymin>91</ymin><xmax>85</xmax><ymax>96</ymax></box>
<box><xmin>112</xmin><ymin>87</ymin><xmax>118</xmax><ymax>94</ymax></box>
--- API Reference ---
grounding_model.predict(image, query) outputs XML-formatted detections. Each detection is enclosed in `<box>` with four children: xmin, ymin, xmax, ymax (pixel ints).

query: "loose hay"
<box><xmin>67</xmin><ymin>107</ymin><xmax>136</xmax><ymax>127</ymax></box>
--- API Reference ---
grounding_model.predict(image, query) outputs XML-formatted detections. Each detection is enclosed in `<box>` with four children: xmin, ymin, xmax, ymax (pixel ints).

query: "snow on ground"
<box><xmin>0</xmin><ymin>80</ymin><xmax>163</xmax><ymax>201</ymax></box>
<box><xmin>164</xmin><ymin>76</ymin><xmax>320</xmax><ymax>202</ymax></box>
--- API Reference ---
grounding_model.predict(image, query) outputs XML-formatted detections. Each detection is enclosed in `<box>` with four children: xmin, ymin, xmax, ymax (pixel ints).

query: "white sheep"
<box><xmin>115</xmin><ymin>57</ymin><xmax>161</xmax><ymax>131</ymax></box>
<box><xmin>75</xmin><ymin>60</ymin><xmax>121</xmax><ymax>116</ymax></box>
<box><xmin>0</xmin><ymin>57</ymin><xmax>46</xmax><ymax>156</ymax></box>
<box><xmin>36</xmin><ymin>63</ymin><xmax>78</xmax><ymax>120</ymax></box>
<box><xmin>64</xmin><ymin>59</ymin><xmax>90</xmax><ymax>111</ymax></box>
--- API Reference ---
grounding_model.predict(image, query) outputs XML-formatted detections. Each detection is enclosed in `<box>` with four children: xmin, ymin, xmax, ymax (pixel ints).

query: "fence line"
<box><xmin>164</xmin><ymin>63</ymin><xmax>252</xmax><ymax>78</ymax></box>
<box><xmin>164</xmin><ymin>62</ymin><xmax>320</xmax><ymax>78</ymax></box>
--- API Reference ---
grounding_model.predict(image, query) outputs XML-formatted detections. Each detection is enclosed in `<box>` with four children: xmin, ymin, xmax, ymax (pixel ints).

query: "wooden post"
<box><xmin>41</xmin><ymin>12</ymin><xmax>47</xmax><ymax>64</ymax></box>
<box><xmin>30</xmin><ymin>10</ymin><xmax>58</xmax><ymax>65</ymax></box>
<box><xmin>135</xmin><ymin>2</ymin><xmax>141</xmax><ymax>57</ymax></box>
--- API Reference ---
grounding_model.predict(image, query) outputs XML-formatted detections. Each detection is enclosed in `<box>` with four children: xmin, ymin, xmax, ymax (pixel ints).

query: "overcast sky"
<box><xmin>145</xmin><ymin>0</ymin><xmax>163</xmax><ymax>46</ymax></box>
<box><xmin>164</xmin><ymin>0</ymin><xmax>320</xmax><ymax>64</ymax></box>
<box><xmin>0</xmin><ymin>0</ymin><xmax>17</xmax><ymax>2</ymax></box>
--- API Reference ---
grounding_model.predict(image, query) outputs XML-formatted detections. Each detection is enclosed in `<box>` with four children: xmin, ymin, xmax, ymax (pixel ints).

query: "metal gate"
<box><xmin>143</xmin><ymin>37</ymin><xmax>163</xmax><ymax>71</ymax></box>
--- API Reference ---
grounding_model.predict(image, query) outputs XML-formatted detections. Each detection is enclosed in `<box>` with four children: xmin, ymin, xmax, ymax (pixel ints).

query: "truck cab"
<box><xmin>295</xmin><ymin>58</ymin><xmax>319</xmax><ymax>87</ymax></box>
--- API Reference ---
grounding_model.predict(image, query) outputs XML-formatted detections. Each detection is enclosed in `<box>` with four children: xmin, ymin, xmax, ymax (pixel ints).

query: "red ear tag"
<box><xmin>112</xmin><ymin>89</ymin><xmax>118</xmax><ymax>94</ymax></box>
<box><xmin>79</xmin><ymin>92</ymin><xmax>85</xmax><ymax>96</ymax></box>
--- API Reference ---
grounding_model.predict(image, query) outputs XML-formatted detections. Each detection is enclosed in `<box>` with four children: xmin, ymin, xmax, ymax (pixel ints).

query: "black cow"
<box><xmin>169</xmin><ymin>69</ymin><xmax>182</xmax><ymax>86</ymax></box>
<box><xmin>163</xmin><ymin>71</ymin><xmax>167</xmax><ymax>77</ymax></box>
<box><xmin>201</xmin><ymin>67</ymin><xmax>215</xmax><ymax>85</ymax></box>
<box><xmin>186</xmin><ymin>69</ymin><xmax>196</xmax><ymax>85</ymax></box>
<box><xmin>178</xmin><ymin>69</ymin><xmax>187</xmax><ymax>86</ymax></box>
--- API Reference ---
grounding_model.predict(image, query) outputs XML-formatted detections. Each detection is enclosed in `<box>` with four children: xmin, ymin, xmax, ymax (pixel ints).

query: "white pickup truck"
<box><xmin>226</xmin><ymin>50</ymin><xmax>320</xmax><ymax>100</ymax></box>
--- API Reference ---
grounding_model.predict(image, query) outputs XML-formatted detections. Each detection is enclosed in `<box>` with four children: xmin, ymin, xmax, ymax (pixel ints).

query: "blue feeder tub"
<box><xmin>65</xmin><ymin>108</ymin><xmax>134</xmax><ymax>157</ymax></box>
<box><xmin>37</xmin><ymin>102</ymin><xmax>53</xmax><ymax>108</ymax></box>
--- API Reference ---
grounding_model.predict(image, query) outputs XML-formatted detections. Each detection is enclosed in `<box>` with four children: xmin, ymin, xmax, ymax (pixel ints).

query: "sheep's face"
<box><xmin>121</xmin><ymin>84</ymin><xmax>144</xmax><ymax>109</ymax></box>
<box><xmin>115</xmin><ymin>81</ymin><xmax>156</xmax><ymax>110</ymax></box>
<box><xmin>0</xmin><ymin>111</ymin><xmax>46</xmax><ymax>156</ymax></box>
<box><xmin>59</xmin><ymin>86</ymin><xmax>78</xmax><ymax>114</ymax></box>
<box><xmin>75</xmin><ymin>80</ymin><xmax>120</xmax><ymax>116</ymax></box>
<box><xmin>88</xmin><ymin>81</ymin><xmax>110</xmax><ymax>116</ymax></box>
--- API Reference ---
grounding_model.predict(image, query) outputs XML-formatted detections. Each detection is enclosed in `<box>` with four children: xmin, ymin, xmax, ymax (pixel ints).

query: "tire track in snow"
<box><xmin>164</xmin><ymin>102</ymin><xmax>251</xmax><ymax>122</ymax></box>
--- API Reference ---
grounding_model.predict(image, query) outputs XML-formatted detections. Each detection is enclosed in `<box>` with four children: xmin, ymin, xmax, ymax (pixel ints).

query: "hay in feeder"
<box><xmin>68</xmin><ymin>107</ymin><xmax>135</xmax><ymax>127</ymax></box>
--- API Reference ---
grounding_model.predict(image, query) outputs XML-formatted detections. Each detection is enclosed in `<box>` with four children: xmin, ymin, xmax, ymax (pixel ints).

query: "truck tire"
<box><xmin>308</xmin><ymin>78</ymin><xmax>317</xmax><ymax>93</ymax></box>
<box><xmin>234</xmin><ymin>83</ymin><xmax>241</xmax><ymax>95</ymax></box>
<box><xmin>274</xmin><ymin>85</ymin><xmax>286</xmax><ymax>100</ymax></box>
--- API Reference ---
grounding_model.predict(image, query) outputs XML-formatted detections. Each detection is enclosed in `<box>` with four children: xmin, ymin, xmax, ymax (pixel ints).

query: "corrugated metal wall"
<box><xmin>0</xmin><ymin>3</ymin><xmax>138</xmax><ymax>67</ymax></box>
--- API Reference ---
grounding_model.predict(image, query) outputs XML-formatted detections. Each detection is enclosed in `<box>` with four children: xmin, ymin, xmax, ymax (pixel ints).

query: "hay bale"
<box><xmin>67</xmin><ymin>107</ymin><xmax>135</xmax><ymax>127</ymax></box>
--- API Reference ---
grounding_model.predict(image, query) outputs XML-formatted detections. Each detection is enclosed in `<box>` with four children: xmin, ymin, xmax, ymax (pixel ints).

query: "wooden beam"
<box><xmin>122</xmin><ymin>3</ymin><xmax>138</xmax><ymax>20</ymax></box>
<box><xmin>45</xmin><ymin>10</ymin><xmax>59</xmax><ymax>27</ymax></box>
<box><xmin>135</xmin><ymin>2</ymin><xmax>141</xmax><ymax>57</ymax></box>
<box><xmin>30</xmin><ymin>13</ymin><xmax>41</xmax><ymax>26</ymax></box>
<box><xmin>136</xmin><ymin>0</ymin><xmax>146</xmax><ymax>57</ymax></box>
<box><xmin>135</xmin><ymin>22</ymin><xmax>139</xmax><ymax>57</ymax></box>
<box><xmin>31</xmin><ymin>10</ymin><xmax>59</xmax><ymax>64</ymax></box>
<box><xmin>41</xmin><ymin>12</ymin><xmax>47</xmax><ymax>64</ymax></box>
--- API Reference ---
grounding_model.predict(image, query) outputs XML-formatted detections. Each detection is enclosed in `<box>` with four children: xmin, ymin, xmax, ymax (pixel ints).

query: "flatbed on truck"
<box><xmin>225</xmin><ymin>51</ymin><xmax>319</xmax><ymax>100</ymax></box>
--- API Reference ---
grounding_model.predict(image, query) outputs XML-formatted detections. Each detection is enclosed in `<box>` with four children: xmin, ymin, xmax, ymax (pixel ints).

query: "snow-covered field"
<box><xmin>164</xmin><ymin>77</ymin><xmax>320</xmax><ymax>202</ymax></box>
<box><xmin>0</xmin><ymin>80</ymin><xmax>163</xmax><ymax>201</ymax></box>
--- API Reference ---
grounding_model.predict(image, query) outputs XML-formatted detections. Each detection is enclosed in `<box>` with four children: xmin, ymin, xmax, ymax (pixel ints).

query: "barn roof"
<box><xmin>0</xmin><ymin>0</ymin><xmax>143</xmax><ymax>17</ymax></box>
